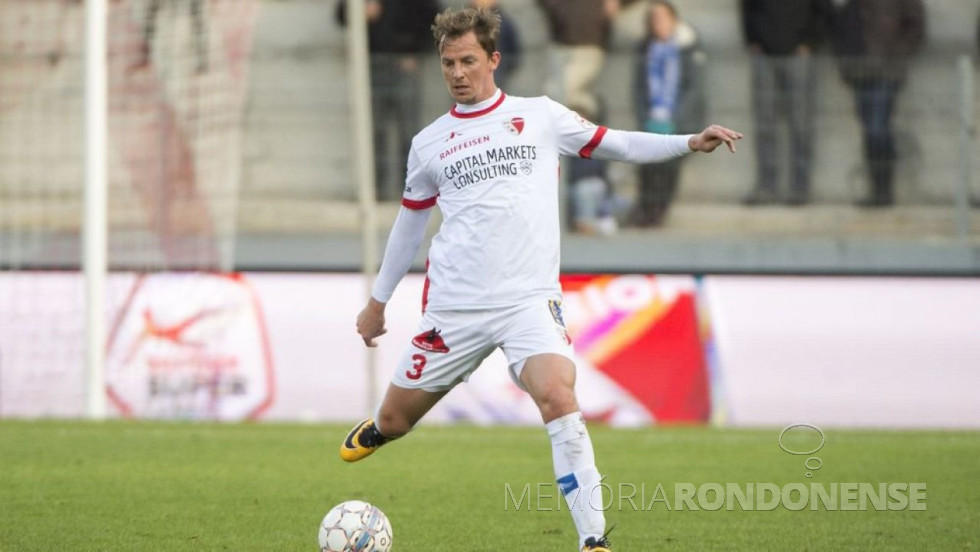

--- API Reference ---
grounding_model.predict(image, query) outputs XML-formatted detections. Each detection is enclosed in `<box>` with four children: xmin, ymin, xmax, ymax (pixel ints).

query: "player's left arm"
<box><xmin>550</xmin><ymin>98</ymin><xmax>741</xmax><ymax>163</ymax></box>
<box><xmin>591</xmin><ymin>124</ymin><xmax>743</xmax><ymax>163</ymax></box>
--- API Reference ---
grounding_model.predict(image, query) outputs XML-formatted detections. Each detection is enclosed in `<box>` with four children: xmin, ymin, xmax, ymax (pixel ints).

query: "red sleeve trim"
<box><xmin>578</xmin><ymin>126</ymin><xmax>608</xmax><ymax>159</ymax></box>
<box><xmin>402</xmin><ymin>195</ymin><xmax>438</xmax><ymax>210</ymax></box>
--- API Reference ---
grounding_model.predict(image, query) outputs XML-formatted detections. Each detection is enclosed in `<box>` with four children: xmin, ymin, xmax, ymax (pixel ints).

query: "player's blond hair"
<box><xmin>431</xmin><ymin>7</ymin><xmax>500</xmax><ymax>57</ymax></box>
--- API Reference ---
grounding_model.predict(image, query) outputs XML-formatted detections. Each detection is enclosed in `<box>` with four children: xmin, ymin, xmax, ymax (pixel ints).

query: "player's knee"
<box><xmin>535</xmin><ymin>386</ymin><xmax>579</xmax><ymax>422</ymax></box>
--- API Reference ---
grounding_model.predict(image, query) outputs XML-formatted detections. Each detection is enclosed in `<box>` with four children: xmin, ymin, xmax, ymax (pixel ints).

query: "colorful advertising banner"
<box><xmin>1</xmin><ymin>272</ymin><xmax>978</xmax><ymax>427</ymax></box>
<box><xmin>560</xmin><ymin>274</ymin><xmax>710</xmax><ymax>423</ymax></box>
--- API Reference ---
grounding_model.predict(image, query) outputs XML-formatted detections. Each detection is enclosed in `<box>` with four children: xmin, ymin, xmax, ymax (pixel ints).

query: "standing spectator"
<box><xmin>132</xmin><ymin>0</ymin><xmax>208</xmax><ymax>73</ymax></box>
<box><xmin>567</xmin><ymin>103</ymin><xmax>619</xmax><ymax>235</ymax></box>
<box><xmin>831</xmin><ymin>0</ymin><xmax>925</xmax><ymax>207</ymax></box>
<box><xmin>537</xmin><ymin>0</ymin><xmax>621</xmax><ymax>116</ymax></box>
<box><xmin>336</xmin><ymin>0</ymin><xmax>441</xmax><ymax>201</ymax></box>
<box><xmin>470</xmin><ymin>0</ymin><xmax>522</xmax><ymax>90</ymax></box>
<box><xmin>631</xmin><ymin>0</ymin><xmax>707</xmax><ymax>227</ymax></box>
<box><xmin>740</xmin><ymin>0</ymin><xmax>830</xmax><ymax>206</ymax></box>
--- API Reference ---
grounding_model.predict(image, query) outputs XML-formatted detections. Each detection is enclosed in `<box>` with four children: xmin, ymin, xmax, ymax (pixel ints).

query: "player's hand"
<box><xmin>688</xmin><ymin>125</ymin><xmax>744</xmax><ymax>154</ymax></box>
<box><xmin>356</xmin><ymin>298</ymin><xmax>388</xmax><ymax>348</ymax></box>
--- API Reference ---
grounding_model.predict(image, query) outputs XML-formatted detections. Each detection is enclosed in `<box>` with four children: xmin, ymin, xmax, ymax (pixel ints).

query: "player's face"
<box><xmin>440</xmin><ymin>31</ymin><xmax>500</xmax><ymax>105</ymax></box>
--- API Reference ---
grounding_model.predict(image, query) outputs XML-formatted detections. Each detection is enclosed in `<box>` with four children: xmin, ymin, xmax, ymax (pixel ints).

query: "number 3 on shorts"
<box><xmin>407</xmin><ymin>354</ymin><xmax>426</xmax><ymax>380</ymax></box>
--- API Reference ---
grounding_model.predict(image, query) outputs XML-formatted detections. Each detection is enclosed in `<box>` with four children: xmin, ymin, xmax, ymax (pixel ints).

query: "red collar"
<box><xmin>450</xmin><ymin>92</ymin><xmax>506</xmax><ymax>119</ymax></box>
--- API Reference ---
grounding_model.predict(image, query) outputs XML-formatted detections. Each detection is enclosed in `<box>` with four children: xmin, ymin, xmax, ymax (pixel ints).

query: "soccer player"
<box><xmin>340</xmin><ymin>7</ymin><xmax>742</xmax><ymax>551</ymax></box>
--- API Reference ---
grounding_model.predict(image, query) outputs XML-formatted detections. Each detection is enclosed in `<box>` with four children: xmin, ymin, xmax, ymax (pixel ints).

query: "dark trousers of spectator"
<box><xmin>852</xmin><ymin>80</ymin><xmax>900</xmax><ymax>204</ymax></box>
<box><xmin>634</xmin><ymin>158</ymin><xmax>681</xmax><ymax>227</ymax></box>
<box><xmin>141</xmin><ymin>0</ymin><xmax>208</xmax><ymax>72</ymax></box>
<box><xmin>750</xmin><ymin>54</ymin><xmax>815</xmax><ymax>198</ymax></box>
<box><xmin>371</xmin><ymin>55</ymin><xmax>421</xmax><ymax>201</ymax></box>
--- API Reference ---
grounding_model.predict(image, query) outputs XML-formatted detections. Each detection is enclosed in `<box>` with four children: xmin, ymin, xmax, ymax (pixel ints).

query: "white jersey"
<box><xmin>401</xmin><ymin>90</ymin><xmax>607</xmax><ymax>312</ymax></box>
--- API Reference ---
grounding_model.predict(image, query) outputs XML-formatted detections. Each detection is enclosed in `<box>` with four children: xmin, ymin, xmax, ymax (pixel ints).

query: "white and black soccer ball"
<box><xmin>318</xmin><ymin>500</ymin><xmax>393</xmax><ymax>552</ymax></box>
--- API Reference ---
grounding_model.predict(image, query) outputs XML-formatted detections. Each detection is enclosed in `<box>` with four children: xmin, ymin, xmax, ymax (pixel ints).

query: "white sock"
<box><xmin>546</xmin><ymin>412</ymin><xmax>606</xmax><ymax>548</ymax></box>
<box><xmin>372</xmin><ymin>405</ymin><xmax>388</xmax><ymax>436</ymax></box>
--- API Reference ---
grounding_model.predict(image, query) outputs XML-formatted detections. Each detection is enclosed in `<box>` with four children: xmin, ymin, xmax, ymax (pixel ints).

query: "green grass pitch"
<box><xmin>1</xmin><ymin>421</ymin><xmax>978</xmax><ymax>551</ymax></box>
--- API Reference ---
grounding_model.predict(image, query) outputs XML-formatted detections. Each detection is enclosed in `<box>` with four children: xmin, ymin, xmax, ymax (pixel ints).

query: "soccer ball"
<box><xmin>318</xmin><ymin>500</ymin><xmax>393</xmax><ymax>552</ymax></box>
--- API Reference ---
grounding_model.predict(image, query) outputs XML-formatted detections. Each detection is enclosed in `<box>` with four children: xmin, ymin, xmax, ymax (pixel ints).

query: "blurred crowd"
<box><xmin>336</xmin><ymin>0</ymin><xmax>978</xmax><ymax>234</ymax></box>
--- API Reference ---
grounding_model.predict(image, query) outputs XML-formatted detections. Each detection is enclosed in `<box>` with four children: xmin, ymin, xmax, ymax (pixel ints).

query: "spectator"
<box><xmin>740</xmin><ymin>0</ymin><xmax>831</xmax><ymax>206</ymax></box>
<box><xmin>537</xmin><ymin>0</ymin><xmax>621</xmax><ymax>116</ymax></box>
<box><xmin>567</xmin><ymin>103</ymin><xmax>619</xmax><ymax>236</ymax></box>
<box><xmin>831</xmin><ymin>0</ymin><xmax>925</xmax><ymax>207</ymax></box>
<box><xmin>631</xmin><ymin>0</ymin><xmax>707</xmax><ymax>227</ymax></box>
<box><xmin>132</xmin><ymin>0</ymin><xmax>208</xmax><ymax>73</ymax></box>
<box><xmin>336</xmin><ymin>0</ymin><xmax>441</xmax><ymax>201</ymax></box>
<box><xmin>469</xmin><ymin>0</ymin><xmax>522</xmax><ymax>90</ymax></box>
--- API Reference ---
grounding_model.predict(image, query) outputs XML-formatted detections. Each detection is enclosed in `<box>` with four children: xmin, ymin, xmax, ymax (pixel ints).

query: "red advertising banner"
<box><xmin>560</xmin><ymin>275</ymin><xmax>710</xmax><ymax>423</ymax></box>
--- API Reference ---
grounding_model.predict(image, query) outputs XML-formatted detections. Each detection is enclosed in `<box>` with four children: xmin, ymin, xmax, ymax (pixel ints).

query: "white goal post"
<box><xmin>344</xmin><ymin>0</ymin><xmax>382</xmax><ymax>414</ymax></box>
<box><xmin>84</xmin><ymin>0</ymin><xmax>109</xmax><ymax>420</ymax></box>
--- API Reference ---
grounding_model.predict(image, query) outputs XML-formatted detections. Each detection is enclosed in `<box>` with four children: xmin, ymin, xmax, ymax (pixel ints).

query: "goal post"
<box><xmin>344</xmin><ymin>0</ymin><xmax>381</xmax><ymax>413</ymax></box>
<box><xmin>84</xmin><ymin>0</ymin><xmax>109</xmax><ymax>420</ymax></box>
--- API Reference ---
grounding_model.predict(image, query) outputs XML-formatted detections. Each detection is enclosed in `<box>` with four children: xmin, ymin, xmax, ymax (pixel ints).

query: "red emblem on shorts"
<box><xmin>504</xmin><ymin>117</ymin><xmax>524</xmax><ymax>136</ymax></box>
<box><xmin>412</xmin><ymin>328</ymin><xmax>450</xmax><ymax>353</ymax></box>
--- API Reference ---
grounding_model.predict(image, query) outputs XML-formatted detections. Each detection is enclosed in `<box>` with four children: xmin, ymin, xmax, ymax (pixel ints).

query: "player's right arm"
<box><xmin>357</xmin><ymin>145</ymin><xmax>437</xmax><ymax>348</ymax></box>
<box><xmin>357</xmin><ymin>206</ymin><xmax>432</xmax><ymax>347</ymax></box>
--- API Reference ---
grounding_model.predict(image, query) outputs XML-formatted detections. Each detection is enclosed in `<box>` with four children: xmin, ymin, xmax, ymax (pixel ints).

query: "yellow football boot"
<box><xmin>582</xmin><ymin>533</ymin><xmax>612</xmax><ymax>551</ymax></box>
<box><xmin>340</xmin><ymin>418</ymin><xmax>390</xmax><ymax>462</ymax></box>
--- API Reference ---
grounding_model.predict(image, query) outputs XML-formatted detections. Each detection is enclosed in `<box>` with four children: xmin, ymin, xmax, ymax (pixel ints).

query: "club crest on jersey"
<box><xmin>412</xmin><ymin>328</ymin><xmax>450</xmax><ymax>353</ymax></box>
<box><xmin>503</xmin><ymin>117</ymin><xmax>525</xmax><ymax>136</ymax></box>
<box><xmin>574</xmin><ymin>113</ymin><xmax>597</xmax><ymax>130</ymax></box>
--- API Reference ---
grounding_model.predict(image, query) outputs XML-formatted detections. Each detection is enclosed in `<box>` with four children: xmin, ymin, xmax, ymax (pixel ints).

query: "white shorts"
<box><xmin>391</xmin><ymin>299</ymin><xmax>574</xmax><ymax>392</ymax></box>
